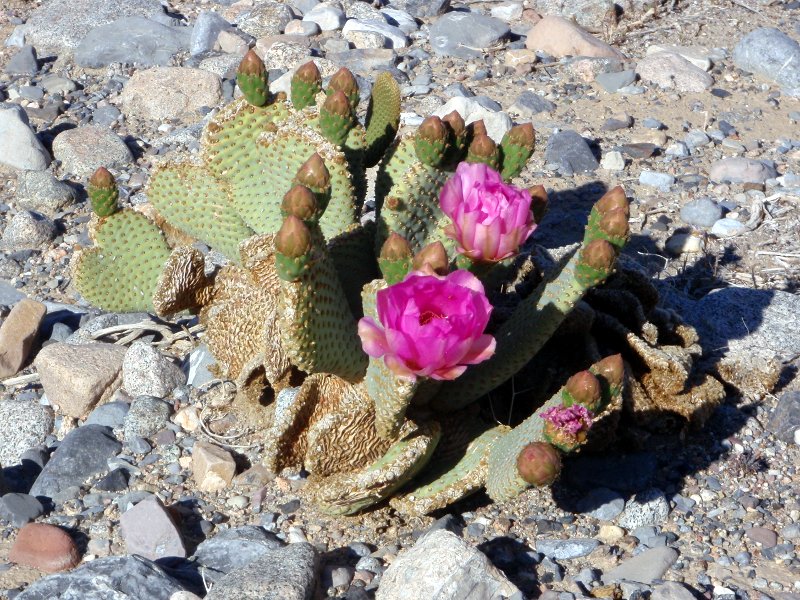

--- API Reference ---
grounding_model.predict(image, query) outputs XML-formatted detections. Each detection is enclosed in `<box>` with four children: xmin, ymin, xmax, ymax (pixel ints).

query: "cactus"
<box><xmin>70</xmin><ymin>54</ymin><xmax>725</xmax><ymax>516</ymax></box>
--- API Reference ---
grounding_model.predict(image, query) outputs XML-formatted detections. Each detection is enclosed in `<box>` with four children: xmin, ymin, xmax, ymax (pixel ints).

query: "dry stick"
<box><xmin>1</xmin><ymin>372</ymin><xmax>40</xmax><ymax>387</ymax></box>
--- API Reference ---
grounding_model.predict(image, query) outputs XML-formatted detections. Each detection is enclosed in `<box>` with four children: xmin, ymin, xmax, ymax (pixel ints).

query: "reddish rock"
<box><xmin>9</xmin><ymin>523</ymin><xmax>81</xmax><ymax>572</ymax></box>
<box><xmin>746</xmin><ymin>526</ymin><xmax>778</xmax><ymax>549</ymax></box>
<box><xmin>525</xmin><ymin>16</ymin><xmax>625</xmax><ymax>60</ymax></box>
<box><xmin>0</xmin><ymin>298</ymin><xmax>46</xmax><ymax>378</ymax></box>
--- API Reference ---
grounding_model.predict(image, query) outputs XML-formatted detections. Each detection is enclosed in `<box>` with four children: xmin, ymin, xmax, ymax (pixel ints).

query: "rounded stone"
<box><xmin>0</xmin><ymin>399</ymin><xmax>54</xmax><ymax>466</ymax></box>
<box><xmin>9</xmin><ymin>523</ymin><xmax>81</xmax><ymax>572</ymax></box>
<box><xmin>120</xmin><ymin>67</ymin><xmax>223</xmax><ymax>122</ymax></box>
<box><xmin>52</xmin><ymin>125</ymin><xmax>133</xmax><ymax>178</ymax></box>
<box><xmin>1</xmin><ymin>211</ymin><xmax>56</xmax><ymax>251</ymax></box>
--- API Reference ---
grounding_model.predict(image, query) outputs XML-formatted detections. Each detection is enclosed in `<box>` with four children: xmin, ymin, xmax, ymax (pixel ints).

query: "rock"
<box><xmin>680</xmin><ymin>197</ymin><xmax>723</xmax><ymax>227</ymax></box>
<box><xmin>324</xmin><ymin>49</ymin><xmax>397</xmax><ymax>78</ymax></box>
<box><xmin>5</xmin><ymin>46</ymin><xmax>38</xmax><ymax>76</ymax></box>
<box><xmin>204</xmin><ymin>542</ymin><xmax>318</xmax><ymax>600</ymax></box>
<box><xmin>22</xmin><ymin>0</ymin><xmax>165</xmax><ymax>52</ymax></box>
<box><xmin>52</xmin><ymin>125</ymin><xmax>133</xmax><ymax>178</ymax></box>
<box><xmin>651</xmin><ymin>581</ymin><xmax>698</xmax><ymax>600</ymax></box>
<box><xmin>16</xmin><ymin>555</ymin><xmax>187</xmax><ymax>599</ymax></box>
<box><xmin>9</xmin><ymin>523</ymin><xmax>81</xmax><ymax>572</ymax></box>
<box><xmin>0</xmin><ymin>299</ymin><xmax>46</xmax><ymax>378</ymax></box>
<box><xmin>75</xmin><ymin>17</ymin><xmax>189</xmax><ymax>67</ymax></box>
<box><xmin>191</xmin><ymin>11</ymin><xmax>233</xmax><ymax>56</ymax></box>
<box><xmin>432</xmin><ymin>97</ymin><xmax>512</xmax><ymax>144</ymax></box>
<box><xmin>193</xmin><ymin>442</ymin><xmax>237</xmax><ymax>493</ymax></box>
<box><xmin>767</xmin><ymin>391</ymin><xmax>800</xmax><ymax>443</ymax></box>
<box><xmin>510</xmin><ymin>90</ymin><xmax>556</xmax><ymax>116</ymax></box>
<box><xmin>0</xmin><ymin>104</ymin><xmax>51</xmax><ymax>171</ymax></box>
<box><xmin>342</xmin><ymin>19</ymin><xmax>407</xmax><ymax>49</ymax></box>
<box><xmin>385</xmin><ymin>0</ymin><xmax>449</xmax><ymax>19</ymax></box>
<box><xmin>35</xmin><ymin>342</ymin><xmax>127</xmax><ymax>418</ymax></box>
<box><xmin>122</xmin><ymin>341</ymin><xmax>186</xmax><ymax>398</ymax></box>
<box><xmin>600</xmin><ymin>150</ymin><xmax>625</xmax><ymax>171</ymax></box>
<box><xmin>123</xmin><ymin>396</ymin><xmax>173</xmax><ymax>439</ymax></box>
<box><xmin>601</xmin><ymin>546</ymin><xmax>679</xmax><ymax>584</ymax></box>
<box><xmin>173</xmin><ymin>406</ymin><xmax>202</xmax><ymax>432</ymax></box>
<box><xmin>237</xmin><ymin>2</ymin><xmax>294</xmax><ymax>37</ymax></box>
<box><xmin>85</xmin><ymin>401</ymin><xmax>130</xmax><ymax>428</ymax></box>
<box><xmin>646</xmin><ymin>44</ymin><xmax>712</xmax><ymax>70</ymax></box>
<box><xmin>597</xmin><ymin>525</ymin><xmax>625</xmax><ymax>544</ymax></box>
<box><xmin>618</xmin><ymin>488</ymin><xmax>670</xmax><ymax>529</ymax></box>
<box><xmin>544</xmin><ymin>130</ymin><xmax>599</xmax><ymax>174</ymax></box>
<box><xmin>40</xmin><ymin>75</ymin><xmax>78</xmax><ymax>95</ymax></box>
<box><xmin>639</xmin><ymin>170</ymin><xmax>675</xmax><ymax>190</ymax></box>
<box><xmin>710</xmin><ymin>217</ymin><xmax>748</xmax><ymax>237</ymax></box>
<box><xmin>284</xmin><ymin>20</ymin><xmax>321</xmax><ymax>36</ymax></box>
<box><xmin>14</xmin><ymin>171</ymin><xmax>77</xmax><ymax>215</ymax></box>
<box><xmin>531</xmin><ymin>0</ymin><xmax>615</xmax><ymax>29</ymax></box>
<box><xmin>344</xmin><ymin>30</ymin><xmax>386</xmax><ymax>49</ymax></box>
<box><xmin>0</xmin><ymin>399</ymin><xmax>54</xmax><ymax>466</ymax></box>
<box><xmin>120</xmin><ymin>495</ymin><xmax>186</xmax><ymax>560</ymax></box>
<box><xmin>30</xmin><ymin>425</ymin><xmax>121</xmax><ymax>499</ymax></box>
<box><xmin>576</xmin><ymin>488</ymin><xmax>626</xmax><ymax>521</ymax></box>
<box><xmin>733</xmin><ymin>27</ymin><xmax>800</xmax><ymax>96</ymax></box>
<box><xmin>491</xmin><ymin>2</ymin><xmax>523</xmax><ymax>21</ymax></box>
<box><xmin>1</xmin><ymin>211</ymin><xmax>57</xmax><ymax>251</ymax></box>
<box><xmin>536</xmin><ymin>539</ymin><xmax>599</xmax><ymax>560</ymax></box>
<box><xmin>302</xmin><ymin>4</ymin><xmax>346</xmax><ymax>31</ymax></box>
<box><xmin>381</xmin><ymin>8</ymin><xmax>418</xmax><ymax>34</ymax></box>
<box><xmin>636</xmin><ymin>51</ymin><xmax>713</xmax><ymax>92</ymax></box>
<box><xmin>745</xmin><ymin>526</ymin><xmax>778</xmax><ymax>548</ymax></box>
<box><xmin>377</xmin><ymin>530</ymin><xmax>521</xmax><ymax>599</ymax></box>
<box><xmin>0</xmin><ymin>493</ymin><xmax>44</xmax><ymax>527</ymax></box>
<box><xmin>192</xmin><ymin>526</ymin><xmax>284</xmax><ymax>581</ymax></box>
<box><xmin>595</xmin><ymin>69</ymin><xmax>637</xmax><ymax>93</ymax></box>
<box><xmin>120</xmin><ymin>67</ymin><xmax>223</xmax><ymax>122</ymax></box>
<box><xmin>666</xmin><ymin>232</ymin><xmax>705</xmax><ymax>255</ymax></box>
<box><xmin>429</xmin><ymin>12</ymin><xmax>509</xmax><ymax>59</ymax></box>
<box><xmin>708</xmin><ymin>157</ymin><xmax>777</xmax><ymax>184</ymax></box>
<box><xmin>94</xmin><ymin>467</ymin><xmax>129</xmax><ymax>492</ymax></box>
<box><xmin>525</xmin><ymin>16</ymin><xmax>624</xmax><ymax>60</ymax></box>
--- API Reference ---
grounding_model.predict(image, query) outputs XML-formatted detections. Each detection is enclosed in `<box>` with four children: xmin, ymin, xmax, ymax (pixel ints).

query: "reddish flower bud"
<box><xmin>275</xmin><ymin>215</ymin><xmax>311</xmax><ymax>258</ymax></box>
<box><xmin>412</xmin><ymin>241</ymin><xmax>449</xmax><ymax>276</ymax></box>
<box><xmin>517</xmin><ymin>442</ymin><xmax>561</xmax><ymax>486</ymax></box>
<box><xmin>564</xmin><ymin>371</ymin><xmax>602</xmax><ymax>409</ymax></box>
<box><xmin>380</xmin><ymin>233</ymin><xmax>413</xmax><ymax>261</ymax></box>
<box><xmin>281</xmin><ymin>185</ymin><xmax>318</xmax><ymax>221</ymax></box>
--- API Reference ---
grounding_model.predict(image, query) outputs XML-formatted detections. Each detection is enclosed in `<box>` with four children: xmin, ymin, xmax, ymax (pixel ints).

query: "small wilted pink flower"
<box><xmin>440</xmin><ymin>162</ymin><xmax>536</xmax><ymax>262</ymax></box>
<box><xmin>357</xmin><ymin>270</ymin><xmax>496</xmax><ymax>381</ymax></box>
<box><xmin>541</xmin><ymin>404</ymin><xmax>593</xmax><ymax>435</ymax></box>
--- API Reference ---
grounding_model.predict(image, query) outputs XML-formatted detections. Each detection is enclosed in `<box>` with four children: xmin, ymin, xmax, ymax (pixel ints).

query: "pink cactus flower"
<box><xmin>440</xmin><ymin>161</ymin><xmax>536</xmax><ymax>262</ymax></box>
<box><xmin>541</xmin><ymin>404</ymin><xmax>593</xmax><ymax>435</ymax></box>
<box><xmin>357</xmin><ymin>270</ymin><xmax>496</xmax><ymax>381</ymax></box>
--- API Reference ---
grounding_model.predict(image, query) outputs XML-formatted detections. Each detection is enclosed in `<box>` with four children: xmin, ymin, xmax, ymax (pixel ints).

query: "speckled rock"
<box><xmin>123</xmin><ymin>396</ymin><xmax>173</xmax><ymax>440</ymax></box>
<box><xmin>120</xmin><ymin>67</ymin><xmax>223</xmax><ymax>122</ymax></box>
<box><xmin>0</xmin><ymin>104</ymin><xmax>51</xmax><ymax>171</ymax></box>
<box><xmin>636</xmin><ymin>51</ymin><xmax>713</xmax><ymax>92</ymax></box>
<box><xmin>1</xmin><ymin>211</ymin><xmax>57</xmax><ymax>251</ymax></box>
<box><xmin>0</xmin><ymin>298</ymin><xmax>46</xmax><ymax>378</ymax></box>
<box><xmin>0</xmin><ymin>399</ymin><xmax>54</xmax><ymax>466</ymax></box>
<box><xmin>14</xmin><ymin>171</ymin><xmax>77</xmax><ymax>215</ymax></box>
<box><xmin>52</xmin><ymin>125</ymin><xmax>133</xmax><ymax>178</ymax></box>
<box><xmin>122</xmin><ymin>341</ymin><xmax>186</xmax><ymax>398</ymax></box>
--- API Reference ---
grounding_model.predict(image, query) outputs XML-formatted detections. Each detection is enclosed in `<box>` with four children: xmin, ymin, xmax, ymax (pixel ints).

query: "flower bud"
<box><xmin>505</xmin><ymin>122</ymin><xmax>535</xmax><ymax>150</ymax></box>
<box><xmin>442</xmin><ymin>111</ymin><xmax>466</xmax><ymax>138</ymax></box>
<box><xmin>541</xmin><ymin>404</ymin><xmax>593</xmax><ymax>452</ymax></box>
<box><xmin>292</xmin><ymin>61</ymin><xmax>323</xmax><ymax>110</ymax></box>
<box><xmin>275</xmin><ymin>215</ymin><xmax>311</xmax><ymax>258</ymax></box>
<box><xmin>595</xmin><ymin>185</ymin><xmax>628</xmax><ymax>215</ymax></box>
<box><xmin>380</xmin><ymin>233</ymin><xmax>412</xmax><ymax>261</ymax></box>
<box><xmin>415</xmin><ymin>116</ymin><xmax>449</xmax><ymax>167</ymax></box>
<box><xmin>295</xmin><ymin>153</ymin><xmax>331</xmax><ymax>193</ymax></box>
<box><xmin>593</xmin><ymin>353</ymin><xmax>624</xmax><ymax>389</ymax></box>
<box><xmin>89</xmin><ymin>166</ymin><xmax>114</xmax><ymax>189</ymax></box>
<box><xmin>281</xmin><ymin>185</ymin><xmax>318</xmax><ymax>221</ymax></box>
<box><xmin>517</xmin><ymin>442</ymin><xmax>561</xmax><ymax>486</ymax></box>
<box><xmin>236</xmin><ymin>50</ymin><xmax>269</xmax><ymax>107</ymax></box>
<box><xmin>529</xmin><ymin>184</ymin><xmax>548</xmax><ymax>223</ymax></box>
<box><xmin>327</xmin><ymin>67</ymin><xmax>359</xmax><ymax>108</ymax></box>
<box><xmin>88</xmin><ymin>166</ymin><xmax>118</xmax><ymax>218</ymax></box>
<box><xmin>598</xmin><ymin>207</ymin><xmax>629</xmax><ymax>240</ymax></box>
<box><xmin>564</xmin><ymin>371</ymin><xmax>602</xmax><ymax>410</ymax></box>
<box><xmin>412</xmin><ymin>241</ymin><xmax>449</xmax><ymax>276</ymax></box>
<box><xmin>470</xmin><ymin>120</ymin><xmax>488</xmax><ymax>138</ymax></box>
<box><xmin>580</xmin><ymin>239</ymin><xmax>616</xmax><ymax>272</ymax></box>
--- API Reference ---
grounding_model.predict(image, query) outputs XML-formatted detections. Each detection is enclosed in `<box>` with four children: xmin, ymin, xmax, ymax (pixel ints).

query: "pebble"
<box><xmin>708</xmin><ymin>157</ymin><xmax>778</xmax><ymax>184</ymax></box>
<box><xmin>384</xmin><ymin>0</ymin><xmax>449</xmax><ymax>19</ymax></box>
<box><xmin>544</xmin><ymin>130</ymin><xmax>599</xmax><ymax>174</ymax></box>
<box><xmin>429</xmin><ymin>12</ymin><xmax>509</xmax><ymax>59</ymax></box>
<box><xmin>237</xmin><ymin>1</ymin><xmax>294</xmax><ymax>38</ymax></box>
<box><xmin>9</xmin><ymin>523</ymin><xmax>81</xmax><ymax>573</ymax></box>
<box><xmin>767</xmin><ymin>391</ymin><xmax>800</xmax><ymax>443</ymax></box>
<box><xmin>52</xmin><ymin>125</ymin><xmax>133</xmax><ymax>178</ymax></box>
<box><xmin>302</xmin><ymin>4</ymin><xmax>346</xmax><ymax>31</ymax></box>
<box><xmin>618</xmin><ymin>488</ymin><xmax>670</xmax><ymax>529</ymax></box>
<box><xmin>85</xmin><ymin>401</ymin><xmax>130</xmax><ymax>428</ymax></box>
<box><xmin>14</xmin><ymin>171</ymin><xmax>77</xmax><ymax>215</ymax></box>
<box><xmin>190</xmin><ymin>11</ymin><xmax>233</xmax><ymax>56</ymax></box>
<box><xmin>1</xmin><ymin>211</ymin><xmax>57</xmax><ymax>251</ymax></box>
<box><xmin>120</xmin><ymin>67</ymin><xmax>223</xmax><ymax>122</ymax></box>
<box><xmin>639</xmin><ymin>170</ymin><xmax>675</xmax><ymax>190</ymax></box>
<box><xmin>123</xmin><ymin>396</ymin><xmax>172</xmax><ymax>439</ymax></box>
<box><xmin>680</xmin><ymin>197</ymin><xmax>723</xmax><ymax>227</ymax></box>
<box><xmin>536</xmin><ymin>538</ymin><xmax>599</xmax><ymax>560</ymax></box>
<box><xmin>0</xmin><ymin>398</ymin><xmax>54</xmax><ymax>465</ymax></box>
<box><xmin>576</xmin><ymin>487</ymin><xmax>626</xmax><ymax>520</ymax></box>
<box><xmin>192</xmin><ymin>442</ymin><xmax>237</xmax><ymax>492</ymax></box>
<box><xmin>0</xmin><ymin>104</ymin><xmax>51</xmax><ymax>171</ymax></box>
<box><xmin>651</xmin><ymin>581</ymin><xmax>698</xmax><ymax>600</ymax></box>
<box><xmin>35</xmin><ymin>342</ymin><xmax>127</xmax><ymax>418</ymax></box>
<box><xmin>193</xmin><ymin>526</ymin><xmax>283</xmax><ymax>581</ymax></box>
<box><xmin>123</xmin><ymin>341</ymin><xmax>186</xmax><ymax>398</ymax></box>
<box><xmin>600</xmin><ymin>150</ymin><xmax>625</xmax><ymax>171</ymax></box>
<box><xmin>595</xmin><ymin>70</ymin><xmax>637</xmax><ymax>93</ymax></box>
<box><xmin>710</xmin><ymin>217</ymin><xmax>748</xmax><ymax>237</ymax></box>
<box><xmin>119</xmin><ymin>495</ymin><xmax>186</xmax><ymax>560</ymax></box>
<box><xmin>0</xmin><ymin>493</ymin><xmax>45</xmax><ymax>527</ymax></box>
<box><xmin>75</xmin><ymin>17</ymin><xmax>190</xmax><ymax>67</ymax></box>
<box><xmin>342</xmin><ymin>19</ymin><xmax>407</xmax><ymax>49</ymax></box>
<box><xmin>602</xmin><ymin>546</ymin><xmax>679</xmax><ymax>584</ymax></box>
<box><xmin>5</xmin><ymin>45</ymin><xmax>38</xmax><ymax>76</ymax></box>
<box><xmin>733</xmin><ymin>27</ymin><xmax>800</xmax><ymax>96</ymax></box>
<box><xmin>0</xmin><ymin>298</ymin><xmax>46</xmax><ymax>378</ymax></box>
<box><xmin>636</xmin><ymin>51</ymin><xmax>714</xmax><ymax>92</ymax></box>
<box><xmin>526</xmin><ymin>16</ymin><xmax>624</xmax><ymax>60</ymax></box>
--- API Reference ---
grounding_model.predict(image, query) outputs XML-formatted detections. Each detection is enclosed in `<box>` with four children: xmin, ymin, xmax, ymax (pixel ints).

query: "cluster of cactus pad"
<box><xmin>72</xmin><ymin>51</ymin><xmax>669</xmax><ymax>516</ymax></box>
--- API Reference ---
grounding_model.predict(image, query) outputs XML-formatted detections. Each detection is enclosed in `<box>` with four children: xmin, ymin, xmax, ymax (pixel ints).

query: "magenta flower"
<box><xmin>357</xmin><ymin>270</ymin><xmax>496</xmax><ymax>381</ymax></box>
<box><xmin>440</xmin><ymin>162</ymin><xmax>536</xmax><ymax>262</ymax></box>
<box><xmin>540</xmin><ymin>404</ymin><xmax>593</xmax><ymax>450</ymax></box>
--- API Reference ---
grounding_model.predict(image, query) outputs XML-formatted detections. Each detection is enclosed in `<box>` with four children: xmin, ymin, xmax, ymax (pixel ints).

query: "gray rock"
<box><xmin>639</xmin><ymin>170</ymin><xmax>675</xmax><ymax>190</ymax></box>
<box><xmin>23</xmin><ymin>0</ymin><xmax>165</xmax><ymax>52</ymax></box>
<box><xmin>52</xmin><ymin>125</ymin><xmax>133</xmax><ymax>178</ymax></box>
<box><xmin>651</xmin><ymin>581</ymin><xmax>698</xmax><ymax>600</ymax></box>
<box><xmin>531</xmin><ymin>0</ymin><xmax>615</xmax><ymax>29</ymax></box>
<box><xmin>536</xmin><ymin>539</ymin><xmax>599</xmax><ymax>560</ymax></box>
<box><xmin>205</xmin><ymin>542</ymin><xmax>318</xmax><ymax>600</ymax></box>
<box><xmin>636</xmin><ymin>51</ymin><xmax>713</xmax><ymax>92</ymax></box>
<box><xmin>325</xmin><ymin>49</ymin><xmax>398</xmax><ymax>77</ymax></box>
<box><xmin>75</xmin><ymin>17</ymin><xmax>190</xmax><ymax>67</ymax></box>
<box><xmin>342</xmin><ymin>19</ymin><xmax>407</xmax><ymax>48</ymax></box>
<box><xmin>0</xmin><ymin>281</ymin><xmax>26</xmax><ymax>306</ymax></box>
<box><xmin>601</xmin><ymin>546</ymin><xmax>679</xmax><ymax>584</ymax></box>
<box><xmin>125</xmin><ymin>436</ymin><xmax>152</xmax><ymax>454</ymax></box>
<box><xmin>0</xmin><ymin>399</ymin><xmax>54</xmax><ymax>466</ymax></box>
<box><xmin>376</xmin><ymin>530</ymin><xmax>521</xmax><ymax>600</ymax></box>
<box><xmin>289</xmin><ymin>0</ymin><xmax>319</xmax><ymax>15</ymax></box>
<box><xmin>386</xmin><ymin>0</ymin><xmax>450</xmax><ymax>19</ymax></box>
<box><xmin>1</xmin><ymin>211</ymin><xmax>57</xmax><ymax>251</ymax></box>
<box><xmin>511</xmin><ymin>90</ymin><xmax>556</xmax><ymax>116</ymax></box>
<box><xmin>0</xmin><ymin>104</ymin><xmax>51</xmax><ymax>171</ymax></box>
<box><xmin>119</xmin><ymin>495</ymin><xmax>186</xmax><ymax>560</ymax></box>
<box><xmin>767</xmin><ymin>391</ymin><xmax>800</xmax><ymax>443</ymax></box>
<box><xmin>94</xmin><ymin>468</ymin><xmax>129</xmax><ymax>492</ymax></box>
<box><xmin>193</xmin><ymin>526</ymin><xmax>284</xmax><ymax>581</ymax></box>
<box><xmin>123</xmin><ymin>396</ymin><xmax>172</xmax><ymax>440</ymax></box>
<box><xmin>710</xmin><ymin>217</ymin><xmax>748</xmax><ymax>237</ymax></box>
<box><xmin>40</xmin><ymin>75</ymin><xmax>77</xmax><ymax>95</ymax></box>
<box><xmin>576</xmin><ymin>487</ymin><xmax>625</xmax><ymax>520</ymax></box>
<box><xmin>618</xmin><ymin>488</ymin><xmax>670</xmax><ymax>529</ymax></box>
<box><xmin>122</xmin><ymin>341</ymin><xmax>186</xmax><ymax>398</ymax></box>
<box><xmin>30</xmin><ymin>425</ymin><xmax>121</xmax><ymax>499</ymax></box>
<box><xmin>733</xmin><ymin>27</ymin><xmax>800</xmax><ymax>96</ymax></box>
<box><xmin>16</xmin><ymin>555</ymin><xmax>187</xmax><ymax>599</ymax></box>
<box><xmin>429</xmin><ymin>12</ymin><xmax>509</xmax><ymax>59</ymax></box>
<box><xmin>0</xmin><ymin>493</ymin><xmax>44</xmax><ymax>527</ymax></box>
<box><xmin>186</xmin><ymin>343</ymin><xmax>218</xmax><ymax>388</ymax></box>
<box><xmin>544</xmin><ymin>130</ymin><xmax>599</xmax><ymax>174</ymax></box>
<box><xmin>5</xmin><ymin>45</ymin><xmax>38</xmax><ymax>75</ymax></box>
<box><xmin>708</xmin><ymin>157</ymin><xmax>777</xmax><ymax>183</ymax></box>
<box><xmin>191</xmin><ymin>11</ymin><xmax>233</xmax><ymax>56</ymax></box>
<box><xmin>91</xmin><ymin>105</ymin><xmax>122</xmax><ymax>128</ymax></box>
<box><xmin>684</xmin><ymin>129</ymin><xmax>710</xmax><ymax>151</ymax></box>
<box><xmin>595</xmin><ymin>70</ymin><xmax>637</xmax><ymax>93</ymax></box>
<box><xmin>15</xmin><ymin>171</ymin><xmax>77</xmax><ymax>216</ymax></box>
<box><xmin>381</xmin><ymin>8</ymin><xmax>418</xmax><ymax>34</ymax></box>
<box><xmin>237</xmin><ymin>1</ymin><xmax>294</xmax><ymax>37</ymax></box>
<box><xmin>680</xmin><ymin>197</ymin><xmax>723</xmax><ymax>227</ymax></box>
<box><xmin>84</xmin><ymin>401</ymin><xmax>130</xmax><ymax>429</ymax></box>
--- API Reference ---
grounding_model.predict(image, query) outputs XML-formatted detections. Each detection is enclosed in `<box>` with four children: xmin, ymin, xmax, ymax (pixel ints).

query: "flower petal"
<box><xmin>358</xmin><ymin>317</ymin><xmax>389</xmax><ymax>357</ymax></box>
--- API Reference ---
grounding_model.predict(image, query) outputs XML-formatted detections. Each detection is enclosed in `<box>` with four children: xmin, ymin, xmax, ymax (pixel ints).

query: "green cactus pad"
<box><xmin>327</xmin><ymin>221</ymin><xmax>380</xmax><ymax>318</ymax></box>
<box><xmin>306</xmin><ymin>420</ymin><xmax>441</xmax><ymax>516</ymax></box>
<box><xmin>363</xmin><ymin>72</ymin><xmax>401</xmax><ymax>168</ymax></box>
<box><xmin>147</xmin><ymin>161</ymin><xmax>254</xmax><ymax>261</ymax></box>
<box><xmin>72</xmin><ymin>211</ymin><xmax>171</xmax><ymax>312</ymax></box>
<box><xmin>364</xmin><ymin>343</ymin><xmax>419</xmax><ymax>440</ymax></box>
<box><xmin>390</xmin><ymin>425</ymin><xmax>506</xmax><ymax>515</ymax></box>
<box><xmin>500</xmin><ymin>125</ymin><xmax>536</xmax><ymax>181</ymax></box>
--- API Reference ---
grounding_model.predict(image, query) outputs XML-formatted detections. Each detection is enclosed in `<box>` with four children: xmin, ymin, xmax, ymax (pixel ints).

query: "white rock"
<box><xmin>600</xmin><ymin>150</ymin><xmax>625</xmax><ymax>171</ymax></box>
<box><xmin>710</xmin><ymin>217</ymin><xmax>748</xmax><ymax>237</ymax></box>
<box><xmin>794</xmin><ymin>428</ymin><xmax>800</xmax><ymax>446</ymax></box>
<box><xmin>491</xmin><ymin>2</ymin><xmax>523</xmax><ymax>21</ymax></box>
<box><xmin>123</xmin><ymin>341</ymin><xmax>186</xmax><ymax>398</ymax></box>
<box><xmin>302</xmin><ymin>4</ymin><xmax>346</xmax><ymax>31</ymax></box>
<box><xmin>646</xmin><ymin>44</ymin><xmax>713</xmax><ymax>71</ymax></box>
<box><xmin>432</xmin><ymin>96</ymin><xmax>512</xmax><ymax>144</ymax></box>
<box><xmin>344</xmin><ymin>29</ymin><xmax>386</xmax><ymax>49</ymax></box>
<box><xmin>665</xmin><ymin>232</ymin><xmax>705</xmax><ymax>255</ymax></box>
<box><xmin>0</xmin><ymin>103</ymin><xmax>51</xmax><ymax>170</ymax></box>
<box><xmin>342</xmin><ymin>19</ymin><xmax>407</xmax><ymax>49</ymax></box>
<box><xmin>380</xmin><ymin>8</ymin><xmax>418</xmax><ymax>34</ymax></box>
